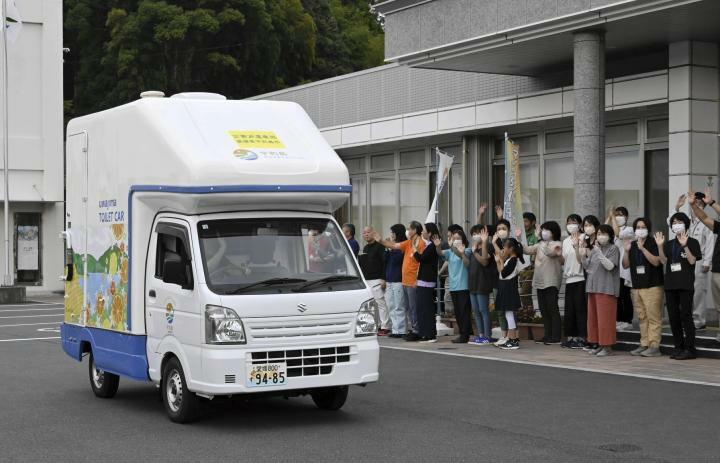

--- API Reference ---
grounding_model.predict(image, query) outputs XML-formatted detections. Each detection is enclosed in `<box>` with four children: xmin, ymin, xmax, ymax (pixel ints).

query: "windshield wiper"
<box><xmin>226</xmin><ymin>278</ymin><xmax>308</xmax><ymax>295</ymax></box>
<box><xmin>291</xmin><ymin>275</ymin><xmax>359</xmax><ymax>293</ymax></box>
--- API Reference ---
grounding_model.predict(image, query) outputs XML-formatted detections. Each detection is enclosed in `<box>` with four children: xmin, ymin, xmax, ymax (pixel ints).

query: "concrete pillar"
<box><xmin>573</xmin><ymin>31</ymin><xmax>606</xmax><ymax>219</ymax></box>
<box><xmin>668</xmin><ymin>41</ymin><xmax>720</xmax><ymax>213</ymax></box>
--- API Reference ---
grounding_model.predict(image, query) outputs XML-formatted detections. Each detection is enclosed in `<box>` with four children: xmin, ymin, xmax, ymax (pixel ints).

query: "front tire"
<box><xmin>162</xmin><ymin>357</ymin><xmax>201</xmax><ymax>423</ymax></box>
<box><xmin>311</xmin><ymin>386</ymin><xmax>349</xmax><ymax>411</ymax></box>
<box><xmin>88</xmin><ymin>352</ymin><xmax>119</xmax><ymax>399</ymax></box>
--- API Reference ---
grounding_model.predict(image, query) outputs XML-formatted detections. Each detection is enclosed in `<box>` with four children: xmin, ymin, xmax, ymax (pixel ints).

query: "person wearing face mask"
<box><xmin>492</xmin><ymin>237</ymin><xmax>525</xmax><ymax>350</ymax></box>
<box><xmin>492</xmin><ymin>219</ymin><xmax>512</xmax><ymax>345</ymax></box>
<box><xmin>434</xmin><ymin>230</ymin><xmax>473</xmax><ymax>343</ymax></box>
<box><xmin>658</xmin><ymin>212</ymin><xmax>702</xmax><ymax>360</ymax></box>
<box><xmin>414</xmin><ymin>223</ymin><xmax>441</xmax><ymax>343</ymax></box>
<box><xmin>581</xmin><ymin>224</ymin><xmax>620</xmax><ymax>357</ymax></box>
<box><xmin>622</xmin><ymin>218</ymin><xmax>664</xmax><ymax>357</ymax></box>
<box><xmin>608</xmin><ymin>206</ymin><xmax>635</xmax><ymax>331</ymax></box>
<box><xmin>519</xmin><ymin>221</ymin><xmax>563</xmax><ymax>344</ymax></box>
<box><xmin>562</xmin><ymin>214</ymin><xmax>588</xmax><ymax>349</ymax></box>
<box><xmin>670</xmin><ymin>193</ymin><xmax>716</xmax><ymax>330</ymax></box>
<box><xmin>384</xmin><ymin>224</ymin><xmax>408</xmax><ymax>338</ymax></box>
<box><xmin>375</xmin><ymin>221</ymin><xmax>426</xmax><ymax>341</ymax></box>
<box><xmin>468</xmin><ymin>224</ymin><xmax>498</xmax><ymax>345</ymax></box>
<box><xmin>687</xmin><ymin>187</ymin><xmax>720</xmax><ymax>342</ymax></box>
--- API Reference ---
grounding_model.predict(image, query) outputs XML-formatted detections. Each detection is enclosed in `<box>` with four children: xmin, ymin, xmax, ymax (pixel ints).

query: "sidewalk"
<box><xmin>379</xmin><ymin>335</ymin><xmax>720</xmax><ymax>387</ymax></box>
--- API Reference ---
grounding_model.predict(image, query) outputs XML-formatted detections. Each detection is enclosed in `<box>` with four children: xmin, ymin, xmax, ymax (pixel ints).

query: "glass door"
<box><xmin>644</xmin><ymin>149</ymin><xmax>669</xmax><ymax>233</ymax></box>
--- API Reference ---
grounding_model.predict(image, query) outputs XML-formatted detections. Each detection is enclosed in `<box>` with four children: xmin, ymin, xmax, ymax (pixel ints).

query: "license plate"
<box><xmin>247</xmin><ymin>362</ymin><xmax>288</xmax><ymax>388</ymax></box>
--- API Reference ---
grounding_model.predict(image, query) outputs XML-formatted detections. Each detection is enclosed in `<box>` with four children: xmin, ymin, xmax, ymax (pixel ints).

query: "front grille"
<box><xmin>245</xmin><ymin>315</ymin><xmax>354</xmax><ymax>342</ymax></box>
<box><xmin>225</xmin><ymin>375</ymin><xmax>236</xmax><ymax>384</ymax></box>
<box><xmin>249</xmin><ymin>346</ymin><xmax>352</xmax><ymax>378</ymax></box>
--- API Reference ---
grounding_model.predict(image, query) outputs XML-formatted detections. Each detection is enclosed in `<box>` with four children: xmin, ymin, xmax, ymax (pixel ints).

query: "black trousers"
<box><xmin>616</xmin><ymin>279</ymin><xmax>633</xmax><ymax>323</ymax></box>
<box><xmin>416</xmin><ymin>286</ymin><xmax>437</xmax><ymax>339</ymax></box>
<box><xmin>450</xmin><ymin>290</ymin><xmax>472</xmax><ymax>338</ymax></box>
<box><xmin>563</xmin><ymin>280</ymin><xmax>588</xmax><ymax>338</ymax></box>
<box><xmin>537</xmin><ymin>286</ymin><xmax>562</xmax><ymax>342</ymax></box>
<box><xmin>665</xmin><ymin>289</ymin><xmax>696</xmax><ymax>352</ymax></box>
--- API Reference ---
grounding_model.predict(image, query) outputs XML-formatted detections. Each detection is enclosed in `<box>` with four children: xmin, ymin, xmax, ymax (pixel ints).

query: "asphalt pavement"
<box><xmin>1</xmin><ymin>301</ymin><xmax>719</xmax><ymax>462</ymax></box>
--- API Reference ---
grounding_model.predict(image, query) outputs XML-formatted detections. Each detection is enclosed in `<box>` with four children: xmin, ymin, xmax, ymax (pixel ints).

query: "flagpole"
<box><xmin>1</xmin><ymin>0</ymin><xmax>11</xmax><ymax>286</ymax></box>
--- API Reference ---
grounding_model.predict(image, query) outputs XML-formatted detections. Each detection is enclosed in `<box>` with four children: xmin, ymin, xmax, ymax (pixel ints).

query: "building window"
<box><xmin>606</xmin><ymin>123</ymin><xmax>638</xmax><ymax>146</ymax></box>
<box><xmin>494</xmin><ymin>135</ymin><xmax>539</xmax><ymax>158</ymax></box>
<box><xmin>545</xmin><ymin>130</ymin><xmax>573</xmax><ymax>152</ymax></box>
<box><xmin>371</xmin><ymin>153</ymin><xmax>395</xmax><ymax>171</ymax></box>
<box><xmin>400</xmin><ymin>150</ymin><xmax>425</xmax><ymax>168</ymax></box>
<box><xmin>544</xmin><ymin>157</ymin><xmax>574</xmax><ymax>224</ymax></box>
<box><xmin>492</xmin><ymin>161</ymin><xmax>540</xmax><ymax>219</ymax></box>
<box><xmin>350</xmin><ymin>176</ymin><xmax>367</xmax><ymax>232</ymax></box>
<box><xmin>345</xmin><ymin>157</ymin><xmax>366</xmax><ymax>174</ymax></box>
<box><xmin>646</xmin><ymin>118</ymin><xmax>669</xmax><ymax>141</ymax></box>
<box><xmin>606</xmin><ymin>150</ymin><xmax>641</xmax><ymax>218</ymax></box>
<box><xmin>370</xmin><ymin>174</ymin><xmax>397</xmax><ymax>237</ymax></box>
<box><xmin>450</xmin><ymin>168</ymin><xmax>464</xmax><ymax>226</ymax></box>
<box><xmin>399</xmin><ymin>170</ymin><xmax>427</xmax><ymax>227</ymax></box>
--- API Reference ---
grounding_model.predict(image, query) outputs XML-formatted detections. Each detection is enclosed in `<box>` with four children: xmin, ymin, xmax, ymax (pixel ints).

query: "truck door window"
<box><xmin>155</xmin><ymin>229</ymin><xmax>193</xmax><ymax>289</ymax></box>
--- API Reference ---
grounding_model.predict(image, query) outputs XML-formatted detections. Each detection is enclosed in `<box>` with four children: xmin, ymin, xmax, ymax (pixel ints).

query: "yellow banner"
<box><xmin>228</xmin><ymin>130</ymin><xmax>286</xmax><ymax>149</ymax></box>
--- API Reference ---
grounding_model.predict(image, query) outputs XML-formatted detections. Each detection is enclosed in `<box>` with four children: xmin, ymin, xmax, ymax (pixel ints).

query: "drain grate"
<box><xmin>598</xmin><ymin>443</ymin><xmax>642</xmax><ymax>453</ymax></box>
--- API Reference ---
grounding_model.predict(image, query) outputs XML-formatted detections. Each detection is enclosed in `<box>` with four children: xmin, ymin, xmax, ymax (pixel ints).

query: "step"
<box><xmin>616</xmin><ymin>330</ymin><xmax>720</xmax><ymax>359</ymax></box>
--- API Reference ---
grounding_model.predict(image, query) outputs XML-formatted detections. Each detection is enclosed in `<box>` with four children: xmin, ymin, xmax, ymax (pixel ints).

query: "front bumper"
<box><xmin>189</xmin><ymin>337</ymin><xmax>379</xmax><ymax>395</ymax></box>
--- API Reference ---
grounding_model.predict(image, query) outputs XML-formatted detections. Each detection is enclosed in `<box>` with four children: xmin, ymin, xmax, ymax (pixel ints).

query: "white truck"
<box><xmin>61</xmin><ymin>92</ymin><xmax>380</xmax><ymax>422</ymax></box>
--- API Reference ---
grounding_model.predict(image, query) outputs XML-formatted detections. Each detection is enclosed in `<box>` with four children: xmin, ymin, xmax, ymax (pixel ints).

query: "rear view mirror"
<box><xmin>163</xmin><ymin>253</ymin><xmax>191</xmax><ymax>289</ymax></box>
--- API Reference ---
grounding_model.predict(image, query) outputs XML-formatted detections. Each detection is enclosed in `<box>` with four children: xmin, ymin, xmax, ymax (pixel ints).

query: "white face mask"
<box><xmin>566</xmin><ymin>223</ymin><xmax>579</xmax><ymax>234</ymax></box>
<box><xmin>452</xmin><ymin>240</ymin><xmax>462</xmax><ymax>248</ymax></box>
<box><xmin>584</xmin><ymin>225</ymin><xmax>596</xmax><ymax>236</ymax></box>
<box><xmin>497</xmin><ymin>229</ymin><xmax>508</xmax><ymax>240</ymax></box>
<box><xmin>615</xmin><ymin>216</ymin><xmax>627</xmax><ymax>226</ymax></box>
<box><xmin>671</xmin><ymin>223</ymin><xmax>686</xmax><ymax>235</ymax></box>
<box><xmin>635</xmin><ymin>229</ymin><xmax>648</xmax><ymax>239</ymax></box>
<box><xmin>596</xmin><ymin>235</ymin><xmax>609</xmax><ymax>245</ymax></box>
<box><xmin>541</xmin><ymin>230</ymin><xmax>552</xmax><ymax>241</ymax></box>
<box><xmin>472</xmin><ymin>234</ymin><xmax>481</xmax><ymax>242</ymax></box>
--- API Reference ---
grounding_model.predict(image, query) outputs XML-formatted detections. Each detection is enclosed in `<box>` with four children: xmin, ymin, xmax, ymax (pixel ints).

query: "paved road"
<box><xmin>1</xmin><ymin>301</ymin><xmax>719</xmax><ymax>462</ymax></box>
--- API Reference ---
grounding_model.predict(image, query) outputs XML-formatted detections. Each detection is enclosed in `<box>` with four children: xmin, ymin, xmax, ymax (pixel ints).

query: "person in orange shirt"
<box><xmin>375</xmin><ymin>221</ymin><xmax>425</xmax><ymax>341</ymax></box>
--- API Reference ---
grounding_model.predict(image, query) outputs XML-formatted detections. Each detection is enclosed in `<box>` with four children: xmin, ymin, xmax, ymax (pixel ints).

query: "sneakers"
<box><xmin>594</xmin><ymin>347</ymin><xmax>612</xmax><ymax>357</ymax></box>
<box><xmin>494</xmin><ymin>337</ymin><xmax>509</xmax><ymax>347</ymax></box>
<box><xmin>630</xmin><ymin>345</ymin><xmax>648</xmax><ymax>356</ymax></box>
<box><xmin>469</xmin><ymin>336</ymin><xmax>492</xmax><ymax>345</ymax></box>
<box><xmin>582</xmin><ymin>343</ymin><xmax>599</xmax><ymax>352</ymax></box>
<box><xmin>404</xmin><ymin>332</ymin><xmax>421</xmax><ymax>342</ymax></box>
<box><xmin>499</xmin><ymin>338</ymin><xmax>520</xmax><ymax>350</ymax></box>
<box><xmin>641</xmin><ymin>346</ymin><xmax>662</xmax><ymax>357</ymax></box>
<box><xmin>561</xmin><ymin>340</ymin><xmax>573</xmax><ymax>348</ymax></box>
<box><xmin>588</xmin><ymin>346</ymin><xmax>604</xmax><ymax>355</ymax></box>
<box><xmin>419</xmin><ymin>337</ymin><xmax>438</xmax><ymax>343</ymax></box>
<box><xmin>616</xmin><ymin>322</ymin><xmax>633</xmax><ymax>331</ymax></box>
<box><xmin>451</xmin><ymin>336</ymin><xmax>469</xmax><ymax>344</ymax></box>
<box><xmin>674</xmin><ymin>350</ymin><xmax>696</xmax><ymax>360</ymax></box>
<box><xmin>544</xmin><ymin>339</ymin><xmax>562</xmax><ymax>345</ymax></box>
<box><xmin>571</xmin><ymin>339</ymin><xmax>587</xmax><ymax>349</ymax></box>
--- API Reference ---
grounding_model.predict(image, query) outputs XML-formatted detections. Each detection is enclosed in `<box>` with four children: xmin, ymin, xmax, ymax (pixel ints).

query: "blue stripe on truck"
<box><xmin>125</xmin><ymin>183</ymin><xmax>351</xmax><ymax>331</ymax></box>
<box><xmin>61</xmin><ymin>323</ymin><xmax>149</xmax><ymax>381</ymax></box>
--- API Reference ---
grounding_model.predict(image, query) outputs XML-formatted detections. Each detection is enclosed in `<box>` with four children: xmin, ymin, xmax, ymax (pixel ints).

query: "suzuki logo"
<box><xmin>297</xmin><ymin>303</ymin><xmax>308</xmax><ymax>313</ymax></box>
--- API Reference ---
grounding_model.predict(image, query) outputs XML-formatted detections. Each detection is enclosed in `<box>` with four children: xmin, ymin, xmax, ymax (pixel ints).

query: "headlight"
<box><xmin>355</xmin><ymin>299</ymin><xmax>379</xmax><ymax>337</ymax></box>
<box><xmin>205</xmin><ymin>305</ymin><xmax>246</xmax><ymax>344</ymax></box>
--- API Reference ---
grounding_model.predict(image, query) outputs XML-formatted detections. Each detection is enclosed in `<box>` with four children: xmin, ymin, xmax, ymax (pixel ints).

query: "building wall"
<box><xmin>1</xmin><ymin>0</ymin><xmax>64</xmax><ymax>292</ymax></box>
<box><xmin>382</xmin><ymin>0</ymin><xmax>631</xmax><ymax>59</ymax></box>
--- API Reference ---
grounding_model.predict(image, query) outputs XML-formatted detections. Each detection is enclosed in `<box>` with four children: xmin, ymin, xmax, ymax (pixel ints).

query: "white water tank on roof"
<box><xmin>170</xmin><ymin>92</ymin><xmax>227</xmax><ymax>100</ymax></box>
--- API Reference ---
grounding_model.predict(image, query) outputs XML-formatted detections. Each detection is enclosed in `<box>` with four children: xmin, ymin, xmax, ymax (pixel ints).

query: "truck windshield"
<box><xmin>197</xmin><ymin>218</ymin><xmax>363</xmax><ymax>294</ymax></box>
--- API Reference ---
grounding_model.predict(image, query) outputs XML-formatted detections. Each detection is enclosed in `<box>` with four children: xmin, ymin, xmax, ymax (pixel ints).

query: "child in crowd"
<box><xmin>492</xmin><ymin>236</ymin><xmax>524</xmax><ymax>350</ymax></box>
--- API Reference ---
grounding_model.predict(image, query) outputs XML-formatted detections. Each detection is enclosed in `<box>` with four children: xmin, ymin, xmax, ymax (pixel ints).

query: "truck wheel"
<box><xmin>162</xmin><ymin>357</ymin><xmax>201</xmax><ymax>423</ymax></box>
<box><xmin>89</xmin><ymin>352</ymin><xmax>119</xmax><ymax>399</ymax></box>
<box><xmin>311</xmin><ymin>386</ymin><xmax>349</xmax><ymax>411</ymax></box>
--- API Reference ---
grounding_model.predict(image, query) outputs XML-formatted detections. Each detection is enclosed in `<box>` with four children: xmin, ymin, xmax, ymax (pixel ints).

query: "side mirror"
<box><xmin>163</xmin><ymin>253</ymin><xmax>190</xmax><ymax>289</ymax></box>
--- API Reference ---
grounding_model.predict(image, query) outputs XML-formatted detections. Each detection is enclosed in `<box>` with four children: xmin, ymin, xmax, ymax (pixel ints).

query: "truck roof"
<box><xmin>66</xmin><ymin>95</ymin><xmax>350</xmax><ymax>192</ymax></box>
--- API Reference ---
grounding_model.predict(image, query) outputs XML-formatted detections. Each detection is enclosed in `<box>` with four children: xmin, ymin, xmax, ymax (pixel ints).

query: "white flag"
<box><xmin>6</xmin><ymin>0</ymin><xmax>22</xmax><ymax>44</ymax></box>
<box><xmin>425</xmin><ymin>148</ymin><xmax>454</xmax><ymax>224</ymax></box>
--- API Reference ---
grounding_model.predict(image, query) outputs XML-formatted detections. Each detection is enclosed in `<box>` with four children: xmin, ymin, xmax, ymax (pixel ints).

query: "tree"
<box><xmin>64</xmin><ymin>0</ymin><xmax>384</xmax><ymax>116</ymax></box>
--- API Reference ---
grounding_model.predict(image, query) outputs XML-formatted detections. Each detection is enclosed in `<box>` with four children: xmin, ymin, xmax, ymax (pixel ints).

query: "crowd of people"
<box><xmin>341</xmin><ymin>186</ymin><xmax>720</xmax><ymax>359</ymax></box>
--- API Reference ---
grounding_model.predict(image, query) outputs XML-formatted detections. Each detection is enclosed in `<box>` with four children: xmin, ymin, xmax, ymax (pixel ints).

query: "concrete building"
<box><xmin>252</xmin><ymin>0</ymin><xmax>720</xmax><ymax>317</ymax></box>
<box><xmin>2</xmin><ymin>0</ymin><xmax>64</xmax><ymax>294</ymax></box>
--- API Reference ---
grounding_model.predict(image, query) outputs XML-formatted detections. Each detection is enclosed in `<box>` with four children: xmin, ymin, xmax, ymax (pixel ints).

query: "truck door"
<box><xmin>145</xmin><ymin>219</ymin><xmax>201</xmax><ymax>377</ymax></box>
<box><xmin>65</xmin><ymin>132</ymin><xmax>88</xmax><ymax>326</ymax></box>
